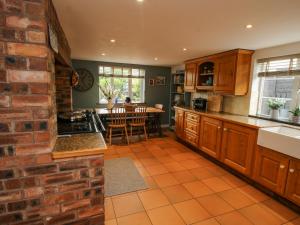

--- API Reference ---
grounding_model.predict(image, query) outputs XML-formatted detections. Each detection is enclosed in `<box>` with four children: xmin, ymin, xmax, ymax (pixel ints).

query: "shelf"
<box><xmin>172</xmin><ymin>92</ymin><xmax>184</xmax><ymax>95</ymax></box>
<box><xmin>199</xmin><ymin>73</ymin><xmax>214</xmax><ymax>76</ymax></box>
<box><xmin>196</xmin><ymin>86</ymin><xmax>214</xmax><ymax>91</ymax></box>
<box><xmin>174</xmin><ymin>83</ymin><xmax>184</xmax><ymax>85</ymax></box>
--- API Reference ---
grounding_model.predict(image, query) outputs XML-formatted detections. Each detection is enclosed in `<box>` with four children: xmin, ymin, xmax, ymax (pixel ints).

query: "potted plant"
<box><xmin>98</xmin><ymin>80</ymin><xmax>119</xmax><ymax>110</ymax></box>
<box><xmin>267</xmin><ymin>99</ymin><xmax>285</xmax><ymax>119</ymax></box>
<box><xmin>289</xmin><ymin>106</ymin><xmax>300</xmax><ymax>123</ymax></box>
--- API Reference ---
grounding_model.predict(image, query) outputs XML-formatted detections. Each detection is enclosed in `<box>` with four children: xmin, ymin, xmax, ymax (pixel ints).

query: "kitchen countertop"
<box><xmin>174</xmin><ymin>106</ymin><xmax>282</xmax><ymax>129</ymax></box>
<box><xmin>52</xmin><ymin>133</ymin><xmax>107</xmax><ymax>159</ymax></box>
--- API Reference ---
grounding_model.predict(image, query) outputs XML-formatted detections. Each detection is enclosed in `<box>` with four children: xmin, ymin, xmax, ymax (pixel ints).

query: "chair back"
<box><xmin>131</xmin><ymin>106</ymin><xmax>147</xmax><ymax>124</ymax></box>
<box><xmin>154</xmin><ymin>104</ymin><xmax>163</xmax><ymax>110</ymax></box>
<box><xmin>109</xmin><ymin>107</ymin><xmax>127</xmax><ymax>125</ymax></box>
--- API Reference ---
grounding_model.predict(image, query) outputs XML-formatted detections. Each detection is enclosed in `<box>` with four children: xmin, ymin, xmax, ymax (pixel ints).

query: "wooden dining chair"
<box><xmin>128</xmin><ymin>106</ymin><xmax>148</xmax><ymax>141</ymax></box>
<box><xmin>106</xmin><ymin>107</ymin><xmax>129</xmax><ymax>145</ymax></box>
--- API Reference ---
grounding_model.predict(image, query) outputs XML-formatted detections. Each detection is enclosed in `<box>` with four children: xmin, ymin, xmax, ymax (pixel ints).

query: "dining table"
<box><xmin>95</xmin><ymin>107</ymin><xmax>165</xmax><ymax>137</ymax></box>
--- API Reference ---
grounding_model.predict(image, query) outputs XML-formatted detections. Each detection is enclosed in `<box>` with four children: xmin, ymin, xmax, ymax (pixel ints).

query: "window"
<box><xmin>98</xmin><ymin>66</ymin><xmax>145</xmax><ymax>104</ymax></box>
<box><xmin>256</xmin><ymin>54</ymin><xmax>300</xmax><ymax>120</ymax></box>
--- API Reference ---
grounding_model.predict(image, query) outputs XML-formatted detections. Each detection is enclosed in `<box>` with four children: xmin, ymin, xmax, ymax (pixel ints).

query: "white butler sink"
<box><xmin>257</xmin><ymin>126</ymin><xmax>300</xmax><ymax>159</ymax></box>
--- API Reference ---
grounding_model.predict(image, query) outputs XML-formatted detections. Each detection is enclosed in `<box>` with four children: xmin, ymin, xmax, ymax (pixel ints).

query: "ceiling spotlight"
<box><xmin>110</xmin><ymin>39</ymin><xmax>116</xmax><ymax>43</ymax></box>
<box><xmin>183</xmin><ymin>48</ymin><xmax>187</xmax><ymax>51</ymax></box>
<box><xmin>246</xmin><ymin>24</ymin><xmax>253</xmax><ymax>29</ymax></box>
<box><xmin>101</xmin><ymin>53</ymin><xmax>106</xmax><ymax>56</ymax></box>
<box><xmin>154</xmin><ymin>57</ymin><xmax>158</xmax><ymax>61</ymax></box>
<box><xmin>137</xmin><ymin>0</ymin><xmax>144</xmax><ymax>2</ymax></box>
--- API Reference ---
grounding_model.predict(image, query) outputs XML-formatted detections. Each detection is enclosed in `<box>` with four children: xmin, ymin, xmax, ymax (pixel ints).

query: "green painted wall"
<box><xmin>72</xmin><ymin>59</ymin><xmax>172</xmax><ymax>124</ymax></box>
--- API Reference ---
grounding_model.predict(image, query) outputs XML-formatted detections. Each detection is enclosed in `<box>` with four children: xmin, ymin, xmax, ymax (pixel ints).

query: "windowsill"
<box><xmin>249</xmin><ymin>115</ymin><xmax>300</xmax><ymax>127</ymax></box>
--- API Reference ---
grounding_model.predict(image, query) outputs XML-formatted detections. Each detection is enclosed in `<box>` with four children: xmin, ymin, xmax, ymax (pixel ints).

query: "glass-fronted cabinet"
<box><xmin>196</xmin><ymin>61</ymin><xmax>215</xmax><ymax>90</ymax></box>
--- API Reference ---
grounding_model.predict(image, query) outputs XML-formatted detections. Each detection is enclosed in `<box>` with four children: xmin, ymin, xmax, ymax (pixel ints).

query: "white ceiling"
<box><xmin>53</xmin><ymin>0</ymin><xmax>300</xmax><ymax>66</ymax></box>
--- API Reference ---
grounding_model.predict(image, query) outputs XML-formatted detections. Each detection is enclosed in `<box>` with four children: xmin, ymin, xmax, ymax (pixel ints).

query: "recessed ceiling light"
<box><xmin>137</xmin><ymin>0</ymin><xmax>144</xmax><ymax>2</ymax></box>
<box><xmin>110</xmin><ymin>39</ymin><xmax>116</xmax><ymax>43</ymax></box>
<box><xmin>154</xmin><ymin>57</ymin><xmax>158</xmax><ymax>61</ymax></box>
<box><xmin>183</xmin><ymin>48</ymin><xmax>187</xmax><ymax>51</ymax></box>
<box><xmin>246</xmin><ymin>24</ymin><xmax>253</xmax><ymax>29</ymax></box>
<box><xmin>101</xmin><ymin>53</ymin><xmax>106</xmax><ymax>56</ymax></box>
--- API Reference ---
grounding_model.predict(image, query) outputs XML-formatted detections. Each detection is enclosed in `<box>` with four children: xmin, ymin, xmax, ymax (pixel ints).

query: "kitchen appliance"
<box><xmin>192</xmin><ymin>98</ymin><xmax>208</xmax><ymax>111</ymax></box>
<box><xmin>57</xmin><ymin>110</ymin><xmax>105</xmax><ymax>135</ymax></box>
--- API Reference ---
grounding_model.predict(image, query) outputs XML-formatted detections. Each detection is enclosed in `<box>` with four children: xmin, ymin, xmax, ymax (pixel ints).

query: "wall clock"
<box><xmin>74</xmin><ymin>68</ymin><xmax>94</xmax><ymax>92</ymax></box>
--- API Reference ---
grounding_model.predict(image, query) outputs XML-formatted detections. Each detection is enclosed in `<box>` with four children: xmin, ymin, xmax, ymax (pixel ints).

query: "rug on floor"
<box><xmin>104</xmin><ymin>157</ymin><xmax>148</xmax><ymax>197</ymax></box>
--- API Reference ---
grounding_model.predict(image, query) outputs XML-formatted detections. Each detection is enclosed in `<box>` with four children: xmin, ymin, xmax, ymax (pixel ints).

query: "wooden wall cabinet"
<box><xmin>199</xmin><ymin>117</ymin><xmax>222</xmax><ymax>159</ymax></box>
<box><xmin>175</xmin><ymin>109</ymin><xmax>185</xmax><ymax>139</ymax></box>
<box><xmin>184</xmin><ymin>63</ymin><xmax>197</xmax><ymax>92</ymax></box>
<box><xmin>253</xmin><ymin>146</ymin><xmax>289</xmax><ymax>194</ymax></box>
<box><xmin>285</xmin><ymin>159</ymin><xmax>300</xmax><ymax>205</ymax></box>
<box><xmin>220</xmin><ymin>122</ymin><xmax>257</xmax><ymax>176</ymax></box>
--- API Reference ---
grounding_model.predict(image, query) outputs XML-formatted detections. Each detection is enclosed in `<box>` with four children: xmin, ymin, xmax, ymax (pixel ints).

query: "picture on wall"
<box><xmin>155</xmin><ymin>76</ymin><xmax>166</xmax><ymax>86</ymax></box>
<box><xmin>149</xmin><ymin>79</ymin><xmax>155</xmax><ymax>86</ymax></box>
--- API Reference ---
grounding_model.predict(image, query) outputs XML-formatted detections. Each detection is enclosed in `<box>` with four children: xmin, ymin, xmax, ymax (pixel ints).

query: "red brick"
<box><xmin>28</xmin><ymin>57</ymin><xmax>47</xmax><ymax>70</ymax></box>
<box><xmin>0</xmin><ymin>213</ymin><xmax>23</xmax><ymax>224</ymax></box>
<box><xmin>6</xmin><ymin>16</ymin><xmax>45</xmax><ymax>30</ymax></box>
<box><xmin>90</xmin><ymin>158</ymin><xmax>104</xmax><ymax>167</ymax></box>
<box><xmin>2</xmin><ymin>28</ymin><xmax>26</xmax><ymax>42</ymax></box>
<box><xmin>22</xmin><ymin>177</ymin><xmax>36</xmax><ymax>188</ymax></box>
<box><xmin>27</xmin><ymin>205</ymin><xmax>60</xmax><ymax>218</ymax></box>
<box><xmin>59</xmin><ymin>180</ymin><xmax>89</xmax><ymax>192</ymax></box>
<box><xmin>34</xmin><ymin>121</ymin><xmax>48</xmax><ymax>131</ymax></box>
<box><xmin>0</xmin><ymin>191</ymin><xmax>22</xmax><ymax>202</ymax></box>
<box><xmin>16</xmin><ymin>144</ymin><xmax>51</xmax><ymax>156</ymax></box>
<box><xmin>5</xmin><ymin>56</ymin><xmax>27</xmax><ymax>70</ymax></box>
<box><xmin>45</xmin><ymin>212</ymin><xmax>75</xmax><ymax>225</ymax></box>
<box><xmin>29</xmin><ymin>83</ymin><xmax>48</xmax><ymax>94</ymax></box>
<box><xmin>7</xmin><ymin>70</ymin><xmax>49</xmax><ymax>83</ymax></box>
<box><xmin>44</xmin><ymin>192</ymin><xmax>75</xmax><ymax>205</ymax></box>
<box><xmin>0</xmin><ymin>96</ymin><xmax>10</xmax><ymax>107</ymax></box>
<box><xmin>12</xmin><ymin>95</ymin><xmax>49</xmax><ymax>107</ymax></box>
<box><xmin>15</xmin><ymin>121</ymin><xmax>34</xmax><ymax>132</ymax></box>
<box><xmin>0</xmin><ymin>122</ymin><xmax>11</xmax><ymax>132</ymax></box>
<box><xmin>25</xmin><ymin>2</ymin><xmax>45</xmax><ymax>17</ymax></box>
<box><xmin>62</xmin><ymin>199</ymin><xmax>90</xmax><ymax>212</ymax></box>
<box><xmin>34</xmin><ymin>131</ymin><xmax>50</xmax><ymax>143</ymax></box>
<box><xmin>78</xmin><ymin>205</ymin><xmax>103</xmax><ymax>219</ymax></box>
<box><xmin>26</xmin><ymin>31</ymin><xmax>45</xmax><ymax>44</ymax></box>
<box><xmin>7</xmin><ymin>201</ymin><xmax>27</xmax><ymax>212</ymax></box>
<box><xmin>5</xmin><ymin>179</ymin><xmax>21</xmax><ymax>190</ymax></box>
<box><xmin>35</xmin><ymin>153</ymin><xmax>52</xmax><ymax>164</ymax></box>
<box><xmin>7</xmin><ymin>43</ymin><xmax>48</xmax><ymax>58</ymax></box>
<box><xmin>24</xmin><ymin>187</ymin><xmax>43</xmax><ymax>198</ymax></box>
<box><xmin>25</xmin><ymin>164</ymin><xmax>57</xmax><ymax>175</ymax></box>
<box><xmin>0</xmin><ymin>70</ymin><xmax>6</xmax><ymax>82</ymax></box>
<box><xmin>41</xmin><ymin>172</ymin><xmax>74</xmax><ymax>185</ymax></box>
<box><xmin>0</xmin><ymin>109</ymin><xmax>32</xmax><ymax>120</ymax></box>
<box><xmin>0</xmin><ymin>133</ymin><xmax>33</xmax><ymax>145</ymax></box>
<box><xmin>33</xmin><ymin>108</ymin><xmax>50</xmax><ymax>119</ymax></box>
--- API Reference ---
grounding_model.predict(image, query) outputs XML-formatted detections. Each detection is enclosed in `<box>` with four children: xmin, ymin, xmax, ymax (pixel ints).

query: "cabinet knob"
<box><xmin>289</xmin><ymin>169</ymin><xmax>295</xmax><ymax>173</ymax></box>
<box><xmin>218</xmin><ymin>126</ymin><xmax>221</xmax><ymax>129</ymax></box>
<box><xmin>223</xmin><ymin>128</ymin><xmax>228</xmax><ymax>131</ymax></box>
<box><xmin>280</xmin><ymin>165</ymin><xmax>285</xmax><ymax>169</ymax></box>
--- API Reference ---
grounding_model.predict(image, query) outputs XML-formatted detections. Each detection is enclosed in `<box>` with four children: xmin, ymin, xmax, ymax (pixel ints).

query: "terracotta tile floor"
<box><xmin>104</xmin><ymin>135</ymin><xmax>300</xmax><ymax>225</ymax></box>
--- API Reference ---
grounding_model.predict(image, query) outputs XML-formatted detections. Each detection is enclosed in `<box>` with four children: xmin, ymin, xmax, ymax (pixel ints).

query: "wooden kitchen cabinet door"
<box><xmin>184</xmin><ymin>63</ymin><xmax>197</xmax><ymax>92</ymax></box>
<box><xmin>285</xmin><ymin>159</ymin><xmax>300</xmax><ymax>205</ymax></box>
<box><xmin>199</xmin><ymin>117</ymin><xmax>222</xmax><ymax>159</ymax></box>
<box><xmin>253</xmin><ymin>146</ymin><xmax>289</xmax><ymax>195</ymax></box>
<box><xmin>175</xmin><ymin>109</ymin><xmax>185</xmax><ymax>139</ymax></box>
<box><xmin>220</xmin><ymin>122</ymin><xmax>256</xmax><ymax>176</ymax></box>
<box><xmin>214</xmin><ymin>54</ymin><xmax>236</xmax><ymax>93</ymax></box>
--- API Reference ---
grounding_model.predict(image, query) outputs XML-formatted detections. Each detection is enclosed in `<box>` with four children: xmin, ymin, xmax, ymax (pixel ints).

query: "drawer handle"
<box><xmin>280</xmin><ymin>165</ymin><xmax>285</xmax><ymax>169</ymax></box>
<box><xmin>289</xmin><ymin>169</ymin><xmax>295</xmax><ymax>173</ymax></box>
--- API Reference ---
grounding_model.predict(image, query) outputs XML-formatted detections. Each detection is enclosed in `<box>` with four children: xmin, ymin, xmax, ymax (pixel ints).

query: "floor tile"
<box><xmin>183</xmin><ymin>181</ymin><xmax>214</xmax><ymax>197</ymax></box>
<box><xmin>112</xmin><ymin>193</ymin><xmax>144</xmax><ymax>217</ymax></box>
<box><xmin>218</xmin><ymin>188</ymin><xmax>255</xmax><ymax>209</ymax></box>
<box><xmin>156</xmin><ymin>156</ymin><xmax>175</xmax><ymax>164</ymax></box>
<box><xmin>219</xmin><ymin>174</ymin><xmax>247</xmax><ymax>188</ymax></box>
<box><xmin>147</xmin><ymin>205</ymin><xmax>185</xmax><ymax>225</ymax></box>
<box><xmin>172</xmin><ymin>170</ymin><xmax>197</xmax><ymax>183</ymax></box>
<box><xmin>137</xmin><ymin>166</ymin><xmax>151</xmax><ymax>177</ymax></box>
<box><xmin>144</xmin><ymin>176</ymin><xmax>158</xmax><ymax>189</ymax></box>
<box><xmin>238</xmin><ymin>185</ymin><xmax>269</xmax><ymax>203</ymax></box>
<box><xmin>140</xmin><ymin>157</ymin><xmax>160</xmax><ymax>167</ymax></box>
<box><xmin>152</xmin><ymin>173</ymin><xmax>179</xmax><ymax>188</ymax></box>
<box><xmin>216</xmin><ymin>211</ymin><xmax>253</xmax><ymax>225</ymax></box>
<box><xmin>135</xmin><ymin>151</ymin><xmax>154</xmax><ymax>159</ymax></box>
<box><xmin>164</xmin><ymin>147</ymin><xmax>183</xmax><ymax>155</ymax></box>
<box><xmin>163</xmin><ymin>161</ymin><xmax>186</xmax><ymax>172</ymax></box>
<box><xmin>105</xmin><ymin>219</ymin><xmax>118</xmax><ymax>225</ymax></box>
<box><xmin>145</xmin><ymin>164</ymin><xmax>168</xmax><ymax>176</ymax></box>
<box><xmin>197</xmin><ymin>194</ymin><xmax>234</xmax><ymax>216</ymax></box>
<box><xmin>261</xmin><ymin>199</ymin><xmax>298</xmax><ymax>222</ymax></box>
<box><xmin>189</xmin><ymin>168</ymin><xmax>216</xmax><ymax>180</ymax></box>
<box><xmin>162</xmin><ymin>184</ymin><xmax>193</xmax><ymax>203</ymax></box>
<box><xmin>179</xmin><ymin>159</ymin><xmax>201</xmax><ymax>169</ymax></box>
<box><xmin>138</xmin><ymin>189</ymin><xmax>170</xmax><ymax>210</ymax></box>
<box><xmin>202</xmin><ymin>177</ymin><xmax>232</xmax><ymax>192</ymax></box>
<box><xmin>117</xmin><ymin>212</ymin><xmax>152</xmax><ymax>225</ymax></box>
<box><xmin>173</xmin><ymin>199</ymin><xmax>211</xmax><ymax>224</ymax></box>
<box><xmin>193</xmin><ymin>218</ymin><xmax>221</xmax><ymax>225</ymax></box>
<box><xmin>283</xmin><ymin>217</ymin><xmax>300</xmax><ymax>225</ymax></box>
<box><xmin>105</xmin><ymin>198</ymin><xmax>115</xmax><ymax>220</ymax></box>
<box><xmin>239</xmin><ymin>203</ymin><xmax>287</xmax><ymax>225</ymax></box>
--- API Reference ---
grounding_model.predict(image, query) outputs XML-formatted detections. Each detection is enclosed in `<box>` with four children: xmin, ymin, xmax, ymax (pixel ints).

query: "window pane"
<box><xmin>99</xmin><ymin>66</ymin><xmax>104</xmax><ymax>74</ymax></box>
<box><xmin>262</xmin><ymin>78</ymin><xmax>293</xmax><ymax>98</ymax></box>
<box><xmin>114</xmin><ymin>67</ymin><xmax>122</xmax><ymax>76</ymax></box>
<box><xmin>140</xmin><ymin>69</ymin><xmax>145</xmax><ymax>76</ymax></box>
<box><xmin>132</xmin><ymin>69</ymin><xmax>139</xmax><ymax>76</ymax></box>
<box><xmin>123</xmin><ymin>68</ymin><xmax>131</xmax><ymax>76</ymax></box>
<box><xmin>99</xmin><ymin>77</ymin><xmax>111</xmax><ymax>103</ymax></box>
<box><xmin>104</xmin><ymin>66</ymin><xmax>113</xmax><ymax>75</ymax></box>
<box><xmin>113</xmin><ymin>78</ymin><xmax>129</xmax><ymax>103</ymax></box>
<box><xmin>131</xmin><ymin>78</ymin><xmax>144</xmax><ymax>103</ymax></box>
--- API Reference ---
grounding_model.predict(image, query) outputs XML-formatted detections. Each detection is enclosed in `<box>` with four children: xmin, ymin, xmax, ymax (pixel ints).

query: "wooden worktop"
<box><xmin>52</xmin><ymin>133</ymin><xmax>107</xmax><ymax>159</ymax></box>
<box><xmin>174</xmin><ymin>106</ymin><xmax>282</xmax><ymax>129</ymax></box>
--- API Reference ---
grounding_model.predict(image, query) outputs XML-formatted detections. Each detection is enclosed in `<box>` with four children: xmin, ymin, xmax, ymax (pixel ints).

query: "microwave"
<box><xmin>192</xmin><ymin>98</ymin><xmax>207</xmax><ymax>111</ymax></box>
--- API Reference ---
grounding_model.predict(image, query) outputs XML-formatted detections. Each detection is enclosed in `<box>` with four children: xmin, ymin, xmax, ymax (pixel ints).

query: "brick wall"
<box><xmin>55</xmin><ymin>69</ymin><xmax>72</xmax><ymax>113</ymax></box>
<box><xmin>0</xmin><ymin>0</ymin><xmax>104</xmax><ymax>224</ymax></box>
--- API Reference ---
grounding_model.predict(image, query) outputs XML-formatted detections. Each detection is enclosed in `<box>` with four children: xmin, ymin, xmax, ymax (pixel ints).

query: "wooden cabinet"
<box><xmin>199</xmin><ymin>117</ymin><xmax>222</xmax><ymax>159</ymax></box>
<box><xmin>175</xmin><ymin>109</ymin><xmax>184</xmax><ymax>139</ymax></box>
<box><xmin>185</xmin><ymin>49</ymin><xmax>254</xmax><ymax>95</ymax></box>
<box><xmin>184</xmin><ymin>112</ymin><xmax>200</xmax><ymax>147</ymax></box>
<box><xmin>184</xmin><ymin>63</ymin><xmax>197</xmax><ymax>92</ymax></box>
<box><xmin>220</xmin><ymin>122</ymin><xmax>257</xmax><ymax>176</ymax></box>
<box><xmin>253</xmin><ymin>146</ymin><xmax>289</xmax><ymax>194</ymax></box>
<box><xmin>286</xmin><ymin>159</ymin><xmax>300</xmax><ymax>205</ymax></box>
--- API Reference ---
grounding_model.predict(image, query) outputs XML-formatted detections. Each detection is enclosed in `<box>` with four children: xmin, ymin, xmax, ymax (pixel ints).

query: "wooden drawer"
<box><xmin>185</xmin><ymin>112</ymin><xmax>200</xmax><ymax>123</ymax></box>
<box><xmin>185</xmin><ymin>131</ymin><xmax>198</xmax><ymax>146</ymax></box>
<box><xmin>185</xmin><ymin>121</ymin><xmax>199</xmax><ymax>134</ymax></box>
